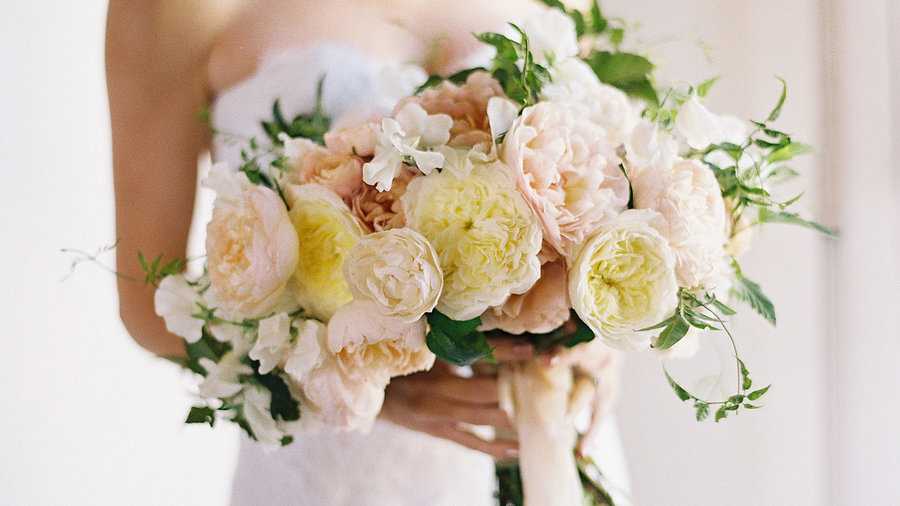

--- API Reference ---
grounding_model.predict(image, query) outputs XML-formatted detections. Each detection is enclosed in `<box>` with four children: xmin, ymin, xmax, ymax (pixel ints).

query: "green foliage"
<box><xmin>426</xmin><ymin>311</ymin><xmax>494</xmax><ymax>366</ymax></box>
<box><xmin>516</xmin><ymin>311</ymin><xmax>596</xmax><ymax>351</ymax></box>
<box><xmin>137</xmin><ymin>251</ymin><xmax>185</xmax><ymax>287</ymax></box>
<box><xmin>251</xmin><ymin>366</ymin><xmax>301</xmax><ymax>422</ymax></box>
<box><xmin>415</xmin><ymin>67</ymin><xmax>486</xmax><ymax>94</ymax></box>
<box><xmin>495</xmin><ymin>460</ymin><xmax>524</xmax><ymax>506</ymax></box>
<box><xmin>584</xmin><ymin>51</ymin><xmax>658</xmax><ymax>105</ymax></box>
<box><xmin>185</xmin><ymin>406</ymin><xmax>216</xmax><ymax>427</ymax></box>
<box><xmin>475</xmin><ymin>26</ymin><xmax>551</xmax><ymax>107</ymax></box>
<box><xmin>730</xmin><ymin>259</ymin><xmax>776</xmax><ymax>325</ymax></box>
<box><xmin>261</xmin><ymin>77</ymin><xmax>331</xmax><ymax>145</ymax></box>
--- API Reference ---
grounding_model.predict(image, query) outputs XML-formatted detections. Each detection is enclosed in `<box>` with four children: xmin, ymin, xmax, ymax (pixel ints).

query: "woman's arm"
<box><xmin>106</xmin><ymin>0</ymin><xmax>238</xmax><ymax>356</ymax></box>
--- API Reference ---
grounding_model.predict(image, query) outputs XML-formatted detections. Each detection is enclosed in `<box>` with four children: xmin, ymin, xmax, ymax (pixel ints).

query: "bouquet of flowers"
<box><xmin>144</xmin><ymin>1</ymin><xmax>830</xmax><ymax>504</ymax></box>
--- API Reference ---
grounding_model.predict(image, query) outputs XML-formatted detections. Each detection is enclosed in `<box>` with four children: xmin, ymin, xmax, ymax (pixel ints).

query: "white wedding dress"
<box><xmin>211</xmin><ymin>44</ymin><xmax>630</xmax><ymax>506</ymax></box>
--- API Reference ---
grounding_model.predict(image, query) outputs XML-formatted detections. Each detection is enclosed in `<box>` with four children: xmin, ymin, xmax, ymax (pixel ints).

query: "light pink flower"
<box><xmin>396</xmin><ymin>71</ymin><xmax>505</xmax><ymax>147</ymax></box>
<box><xmin>502</xmin><ymin>102</ymin><xmax>630</xmax><ymax>258</ymax></box>
<box><xmin>301</xmin><ymin>353</ymin><xmax>386</xmax><ymax>431</ymax></box>
<box><xmin>206</xmin><ymin>186</ymin><xmax>298</xmax><ymax>318</ymax></box>
<box><xmin>283</xmin><ymin>138</ymin><xmax>363</xmax><ymax>199</ymax></box>
<box><xmin>479</xmin><ymin>259</ymin><xmax>570</xmax><ymax>335</ymax></box>
<box><xmin>631</xmin><ymin>158</ymin><xmax>728</xmax><ymax>288</ymax></box>
<box><xmin>324</xmin><ymin>120</ymin><xmax>381</xmax><ymax>157</ymax></box>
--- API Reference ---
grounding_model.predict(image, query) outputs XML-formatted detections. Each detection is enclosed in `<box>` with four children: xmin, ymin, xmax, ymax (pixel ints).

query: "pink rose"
<box><xmin>283</xmin><ymin>138</ymin><xmax>363</xmax><ymax>199</ymax></box>
<box><xmin>324</xmin><ymin>120</ymin><xmax>381</xmax><ymax>158</ymax></box>
<box><xmin>396</xmin><ymin>71</ymin><xmax>505</xmax><ymax>147</ymax></box>
<box><xmin>479</xmin><ymin>259</ymin><xmax>570</xmax><ymax>335</ymax></box>
<box><xmin>206</xmin><ymin>186</ymin><xmax>299</xmax><ymax>317</ymax></box>
<box><xmin>502</xmin><ymin>102</ymin><xmax>630</xmax><ymax>258</ymax></box>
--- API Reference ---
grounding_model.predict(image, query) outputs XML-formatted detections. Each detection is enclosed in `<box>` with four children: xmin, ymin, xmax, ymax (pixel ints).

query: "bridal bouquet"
<box><xmin>145</xmin><ymin>1</ymin><xmax>829</xmax><ymax>504</ymax></box>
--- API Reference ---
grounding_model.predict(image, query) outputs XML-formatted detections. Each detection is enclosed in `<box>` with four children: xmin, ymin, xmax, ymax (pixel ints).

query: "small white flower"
<box><xmin>284</xmin><ymin>319</ymin><xmax>328</xmax><ymax>384</ymax></box>
<box><xmin>433</xmin><ymin>143</ymin><xmax>494</xmax><ymax>180</ymax></box>
<box><xmin>241</xmin><ymin>385</ymin><xmax>305</xmax><ymax>451</ymax></box>
<box><xmin>521</xmin><ymin>8</ymin><xmax>579</xmax><ymax>65</ymax></box>
<box><xmin>154</xmin><ymin>274</ymin><xmax>204</xmax><ymax>343</ymax></box>
<box><xmin>626</xmin><ymin>120</ymin><xmax>679</xmax><ymax>172</ymax></box>
<box><xmin>202</xmin><ymin>161</ymin><xmax>254</xmax><ymax>204</ymax></box>
<box><xmin>249</xmin><ymin>313</ymin><xmax>293</xmax><ymax>374</ymax></box>
<box><xmin>197</xmin><ymin>351</ymin><xmax>253</xmax><ymax>399</ymax></box>
<box><xmin>487</xmin><ymin>96</ymin><xmax>520</xmax><ymax>142</ymax></box>
<box><xmin>363</xmin><ymin>103</ymin><xmax>452</xmax><ymax>191</ymax></box>
<box><xmin>675</xmin><ymin>95</ymin><xmax>747</xmax><ymax>151</ymax></box>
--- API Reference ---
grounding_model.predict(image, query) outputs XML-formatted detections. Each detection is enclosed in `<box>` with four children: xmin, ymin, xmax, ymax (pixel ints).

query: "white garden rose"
<box><xmin>343</xmin><ymin>228</ymin><xmax>443</xmax><ymax>322</ymax></box>
<box><xmin>632</xmin><ymin>158</ymin><xmax>728</xmax><ymax>288</ymax></box>
<box><xmin>401</xmin><ymin>162</ymin><xmax>542</xmax><ymax>321</ymax></box>
<box><xmin>284</xmin><ymin>183</ymin><xmax>366</xmax><ymax>321</ymax></box>
<box><xmin>154</xmin><ymin>274</ymin><xmax>205</xmax><ymax>343</ymax></box>
<box><xmin>326</xmin><ymin>300</ymin><xmax>434</xmax><ymax>382</ymax></box>
<box><xmin>206</xmin><ymin>186</ymin><xmax>299</xmax><ymax>318</ymax></box>
<box><xmin>568</xmin><ymin>209</ymin><xmax>679</xmax><ymax>350</ymax></box>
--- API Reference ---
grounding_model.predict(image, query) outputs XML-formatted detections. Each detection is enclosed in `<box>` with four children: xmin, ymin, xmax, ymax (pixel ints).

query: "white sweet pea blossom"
<box><xmin>675</xmin><ymin>95</ymin><xmax>747</xmax><ymax>151</ymax></box>
<box><xmin>626</xmin><ymin>119</ymin><xmax>680</xmax><ymax>172</ymax></box>
<box><xmin>284</xmin><ymin>319</ymin><xmax>328</xmax><ymax>384</ymax></box>
<box><xmin>433</xmin><ymin>143</ymin><xmax>494</xmax><ymax>180</ymax></box>
<box><xmin>250</xmin><ymin>313</ymin><xmax>293</xmax><ymax>374</ymax></box>
<box><xmin>521</xmin><ymin>8</ymin><xmax>579</xmax><ymax>65</ymax></box>
<box><xmin>198</xmin><ymin>351</ymin><xmax>253</xmax><ymax>399</ymax></box>
<box><xmin>241</xmin><ymin>385</ymin><xmax>305</xmax><ymax>451</ymax></box>
<box><xmin>362</xmin><ymin>103</ymin><xmax>452</xmax><ymax>191</ymax></box>
<box><xmin>154</xmin><ymin>274</ymin><xmax>204</xmax><ymax>343</ymax></box>
<box><xmin>487</xmin><ymin>96</ymin><xmax>520</xmax><ymax>142</ymax></box>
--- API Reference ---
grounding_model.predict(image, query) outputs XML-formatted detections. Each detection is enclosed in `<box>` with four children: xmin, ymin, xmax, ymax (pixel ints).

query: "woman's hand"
<box><xmin>380</xmin><ymin>338</ymin><xmax>535</xmax><ymax>460</ymax></box>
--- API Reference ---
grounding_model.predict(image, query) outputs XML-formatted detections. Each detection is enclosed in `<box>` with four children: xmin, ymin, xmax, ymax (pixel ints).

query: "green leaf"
<box><xmin>696</xmin><ymin>76</ymin><xmax>720</xmax><ymax>98</ymax></box>
<box><xmin>590</xmin><ymin>0</ymin><xmax>607</xmax><ymax>34</ymax></box>
<box><xmin>280</xmin><ymin>435</ymin><xmax>294</xmax><ymax>447</ymax></box>
<box><xmin>665</xmin><ymin>369</ymin><xmax>692</xmax><ymax>402</ymax></box>
<box><xmin>585</xmin><ymin>51</ymin><xmax>654</xmax><ymax>86</ymax></box>
<box><xmin>767</xmin><ymin>78</ymin><xmax>788</xmax><ymax>122</ymax></box>
<box><xmin>651</xmin><ymin>312</ymin><xmax>691</xmax><ymax>350</ymax></box>
<box><xmin>253</xmin><ymin>369</ymin><xmax>301</xmax><ymax>422</ymax></box>
<box><xmin>426</xmin><ymin>312</ymin><xmax>493</xmax><ymax>366</ymax></box>
<box><xmin>695</xmin><ymin>401</ymin><xmax>710</xmax><ymax>421</ymax></box>
<box><xmin>768</xmin><ymin>142</ymin><xmax>815</xmax><ymax>163</ymax></box>
<box><xmin>185</xmin><ymin>406</ymin><xmax>216</xmax><ymax>426</ymax></box>
<box><xmin>738</xmin><ymin>357</ymin><xmax>752</xmax><ymax>390</ymax></box>
<box><xmin>731</xmin><ymin>261</ymin><xmax>777</xmax><ymax>325</ymax></box>
<box><xmin>715</xmin><ymin>405</ymin><xmax>729</xmax><ymax>422</ymax></box>
<box><xmin>756</xmin><ymin>208</ymin><xmax>837</xmax><ymax>238</ymax></box>
<box><xmin>748</xmin><ymin>385</ymin><xmax>771</xmax><ymax>400</ymax></box>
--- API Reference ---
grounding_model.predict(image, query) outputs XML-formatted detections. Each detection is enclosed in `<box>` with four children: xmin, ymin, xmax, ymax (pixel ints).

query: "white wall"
<box><xmin>0</xmin><ymin>2</ymin><xmax>237</xmax><ymax>504</ymax></box>
<box><xmin>2</xmin><ymin>1</ymin><xmax>896</xmax><ymax>505</ymax></box>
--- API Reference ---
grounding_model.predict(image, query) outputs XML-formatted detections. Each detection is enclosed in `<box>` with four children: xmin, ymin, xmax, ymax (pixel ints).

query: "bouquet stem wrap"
<box><xmin>499</xmin><ymin>359</ymin><xmax>582</xmax><ymax>506</ymax></box>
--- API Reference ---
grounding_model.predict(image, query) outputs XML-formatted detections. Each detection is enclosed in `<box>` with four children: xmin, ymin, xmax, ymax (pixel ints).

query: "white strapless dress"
<box><xmin>211</xmin><ymin>44</ymin><xmax>630</xmax><ymax>506</ymax></box>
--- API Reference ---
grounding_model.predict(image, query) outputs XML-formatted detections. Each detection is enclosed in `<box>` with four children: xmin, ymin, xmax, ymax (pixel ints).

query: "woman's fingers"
<box><xmin>486</xmin><ymin>337</ymin><xmax>534</xmax><ymax>362</ymax></box>
<box><xmin>423</xmin><ymin>423</ymin><xmax>520</xmax><ymax>460</ymax></box>
<box><xmin>406</xmin><ymin>393</ymin><xmax>513</xmax><ymax>428</ymax></box>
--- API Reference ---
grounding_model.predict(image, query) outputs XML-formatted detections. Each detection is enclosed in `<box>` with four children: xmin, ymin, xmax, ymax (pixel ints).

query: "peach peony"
<box><xmin>395</xmin><ymin>71</ymin><xmax>505</xmax><ymax>147</ymax></box>
<box><xmin>206</xmin><ymin>186</ymin><xmax>299</xmax><ymax>318</ymax></box>
<box><xmin>502</xmin><ymin>102</ymin><xmax>630</xmax><ymax>258</ymax></box>
<box><xmin>479</xmin><ymin>259</ymin><xmax>570</xmax><ymax>335</ymax></box>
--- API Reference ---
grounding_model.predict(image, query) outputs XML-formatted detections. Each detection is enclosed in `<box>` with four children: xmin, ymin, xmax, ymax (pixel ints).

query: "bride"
<box><xmin>107</xmin><ymin>0</ymin><xmax>628</xmax><ymax>503</ymax></box>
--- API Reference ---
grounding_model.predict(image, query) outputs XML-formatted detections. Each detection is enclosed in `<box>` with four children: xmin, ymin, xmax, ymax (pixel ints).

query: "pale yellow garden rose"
<box><xmin>343</xmin><ymin>228</ymin><xmax>442</xmax><ymax>322</ymax></box>
<box><xmin>206</xmin><ymin>186</ymin><xmax>299</xmax><ymax>318</ymax></box>
<box><xmin>401</xmin><ymin>163</ymin><xmax>542</xmax><ymax>321</ymax></box>
<box><xmin>284</xmin><ymin>183</ymin><xmax>366</xmax><ymax>321</ymax></box>
<box><xmin>568</xmin><ymin>209</ymin><xmax>679</xmax><ymax>350</ymax></box>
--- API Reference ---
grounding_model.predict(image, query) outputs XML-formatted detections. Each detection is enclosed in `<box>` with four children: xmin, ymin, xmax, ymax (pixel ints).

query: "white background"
<box><xmin>1</xmin><ymin>1</ymin><xmax>897</xmax><ymax>505</ymax></box>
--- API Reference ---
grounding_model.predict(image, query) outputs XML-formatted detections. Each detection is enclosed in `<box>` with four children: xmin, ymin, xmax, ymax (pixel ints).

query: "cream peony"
<box><xmin>479</xmin><ymin>259</ymin><xmax>570</xmax><ymax>335</ymax></box>
<box><xmin>401</xmin><ymin>163</ymin><xmax>542</xmax><ymax>321</ymax></box>
<box><xmin>343</xmin><ymin>228</ymin><xmax>443</xmax><ymax>322</ymax></box>
<box><xmin>284</xmin><ymin>183</ymin><xmax>366</xmax><ymax>321</ymax></box>
<box><xmin>326</xmin><ymin>300</ymin><xmax>435</xmax><ymax>383</ymax></box>
<box><xmin>631</xmin><ymin>158</ymin><xmax>728</xmax><ymax>289</ymax></box>
<box><xmin>282</xmin><ymin>137</ymin><xmax>362</xmax><ymax>199</ymax></box>
<box><xmin>154</xmin><ymin>274</ymin><xmax>205</xmax><ymax>343</ymax></box>
<box><xmin>301</xmin><ymin>352</ymin><xmax>386</xmax><ymax>432</ymax></box>
<box><xmin>568</xmin><ymin>209</ymin><xmax>679</xmax><ymax>350</ymax></box>
<box><xmin>502</xmin><ymin>101</ymin><xmax>630</xmax><ymax>258</ymax></box>
<box><xmin>206</xmin><ymin>186</ymin><xmax>299</xmax><ymax>318</ymax></box>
